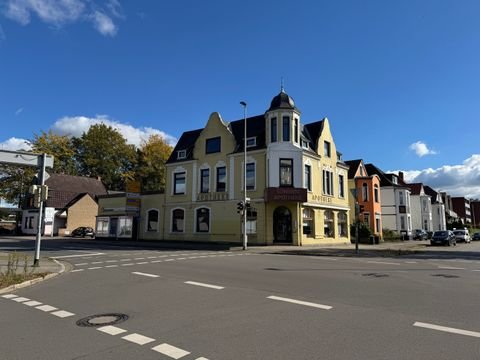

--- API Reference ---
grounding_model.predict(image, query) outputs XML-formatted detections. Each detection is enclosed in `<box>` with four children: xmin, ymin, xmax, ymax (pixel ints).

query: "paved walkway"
<box><xmin>0</xmin><ymin>252</ymin><xmax>64</xmax><ymax>275</ymax></box>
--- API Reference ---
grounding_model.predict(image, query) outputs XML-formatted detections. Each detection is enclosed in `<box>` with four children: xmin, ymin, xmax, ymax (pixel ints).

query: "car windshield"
<box><xmin>453</xmin><ymin>231</ymin><xmax>465</xmax><ymax>235</ymax></box>
<box><xmin>434</xmin><ymin>231</ymin><xmax>447</xmax><ymax>236</ymax></box>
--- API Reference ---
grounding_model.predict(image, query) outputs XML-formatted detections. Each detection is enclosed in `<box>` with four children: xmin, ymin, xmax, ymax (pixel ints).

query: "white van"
<box><xmin>453</xmin><ymin>228</ymin><xmax>471</xmax><ymax>243</ymax></box>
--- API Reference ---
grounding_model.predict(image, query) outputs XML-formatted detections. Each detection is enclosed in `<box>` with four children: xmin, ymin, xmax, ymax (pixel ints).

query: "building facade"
<box><xmin>97</xmin><ymin>90</ymin><xmax>351</xmax><ymax>245</ymax></box>
<box><xmin>424</xmin><ymin>185</ymin><xmax>446</xmax><ymax>231</ymax></box>
<box><xmin>451</xmin><ymin>197</ymin><xmax>472</xmax><ymax>225</ymax></box>
<box><xmin>407</xmin><ymin>183</ymin><xmax>433</xmax><ymax>232</ymax></box>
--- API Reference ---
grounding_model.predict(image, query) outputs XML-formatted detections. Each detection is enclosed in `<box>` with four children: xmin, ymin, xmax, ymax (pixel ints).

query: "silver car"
<box><xmin>453</xmin><ymin>229</ymin><xmax>471</xmax><ymax>243</ymax></box>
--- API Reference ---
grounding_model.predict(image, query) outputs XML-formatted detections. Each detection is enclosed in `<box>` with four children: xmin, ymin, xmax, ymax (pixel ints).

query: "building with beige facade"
<box><xmin>97</xmin><ymin>90</ymin><xmax>350</xmax><ymax>245</ymax></box>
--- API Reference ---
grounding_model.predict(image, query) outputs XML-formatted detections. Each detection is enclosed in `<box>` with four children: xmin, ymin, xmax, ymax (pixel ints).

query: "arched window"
<box><xmin>338</xmin><ymin>211</ymin><xmax>348</xmax><ymax>237</ymax></box>
<box><xmin>147</xmin><ymin>209</ymin><xmax>159</xmax><ymax>232</ymax></box>
<box><xmin>374</xmin><ymin>184</ymin><xmax>379</xmax><ymax>203</ymax></box>
<box><xmin>196</xmin><ymin>208</ymin><xmax>210</xmax><ymax>233</ymax></box>
<box><xmin>303</xmin><ymin>208</ymin><xmax>314</xmax><ymax>236</ymax></box>
<box><xmin>172</xmin><ymin>209</ymin><xmax>184</xmax><ymax>233</ymax></box>
<box><xmin>324</xmin><ymin>210</ymin><xmax>334</xmax><ymax>238</ymax></box>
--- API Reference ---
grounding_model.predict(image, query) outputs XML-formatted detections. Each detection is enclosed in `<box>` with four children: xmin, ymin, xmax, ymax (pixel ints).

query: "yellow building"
<box><xmin>97</xmin><ymin>89</ymin><xmax>350</xmax><ymax>245</ymax></box>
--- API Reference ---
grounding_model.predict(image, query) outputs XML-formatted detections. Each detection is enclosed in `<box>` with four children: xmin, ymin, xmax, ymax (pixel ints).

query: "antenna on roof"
<box><xmin>280</xmin><ymin>77</ymin><xmax>285</xmax><ymax>93</ymax></box>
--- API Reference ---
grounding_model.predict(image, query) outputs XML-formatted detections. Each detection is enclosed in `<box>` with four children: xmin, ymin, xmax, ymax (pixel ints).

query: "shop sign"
<box><xmin>311</xmin><ymin>194</ymin><xmax>333</xmax><ymax>204</ymax></box>
<box><xmin>197</xmin><ymin>192</ymin><xmax>229</xmax><ymax>202</ymax></box>
<box><xmin>264</xmin><ymin>188</ymin><xmax>307</xmax><ymax>202</ymax></box>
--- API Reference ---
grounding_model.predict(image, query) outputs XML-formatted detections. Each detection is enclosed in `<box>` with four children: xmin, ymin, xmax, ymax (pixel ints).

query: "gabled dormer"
<box><xmin>265</xmin><ymin>88</ymin><xmax>302</xmax><ymax>147</ymax></box>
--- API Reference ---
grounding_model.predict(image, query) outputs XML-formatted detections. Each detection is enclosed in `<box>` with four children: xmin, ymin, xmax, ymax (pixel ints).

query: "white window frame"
<box><xmin>177</xmin><ymin>150</ymin><xmax>186</xmax><ymax>159</ymax></box>
<box><xmin>145</xmin><ymin>208</ymin><xmax>160</xmax><ymax>233</ymax></box>
<box><xmin>172</xmin><ymin>167</ymin><xmax>187</xmax><ymax>195</ymax></box>
<box><xmin>171</xmin><ymin>207</ymin><xmax>185</xmax><ymax>233</ymax></box>
<box><xmin>246</xmin><ymin>161</ymin><xmax>256</xmax><ymax>191</ymax></box>
<box><xmin>194</xmin><ymin>206</ymin><xmax>211</xmax><ymax>233</ymax></box>
<box><xmin>246</xmin><ymin>137</ymin><xmax>257</xmax><ymax>148</ymax></box>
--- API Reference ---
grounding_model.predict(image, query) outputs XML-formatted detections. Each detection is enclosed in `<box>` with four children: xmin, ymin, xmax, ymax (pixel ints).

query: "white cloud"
<box><xmin>2</xmin><ymin>0</ymin><xmax>122</xmax><ymax>36</ymax></box>
<box><xmin>52</xmin><ymin>115</ymin><xmax>177</xmax><ymax>147</ymax></box>
<box><xmin>409</xmin><ymin>141</ymin><xmax>437</xmax><ymax>157</ymax></box>
<box><xmin>0</xmin><ymin>137</ymin><xmax>32</xmax><ymax>151</ymax></box>
<box><xmin>15</xmin><ymin>107</ymin><xmax>23</xmax><ymax>115</ymax></box>
<box><xmin>400</xmin><ymin>154</ymin><xmax>480</xmax><ymax>199</ymax></box>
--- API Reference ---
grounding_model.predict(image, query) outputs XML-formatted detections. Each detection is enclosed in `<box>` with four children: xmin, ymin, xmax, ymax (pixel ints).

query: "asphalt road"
<box><xmin>1</xmin><ymin>237</ymin><xmax>480</xmax><ymax>360</ymax></box>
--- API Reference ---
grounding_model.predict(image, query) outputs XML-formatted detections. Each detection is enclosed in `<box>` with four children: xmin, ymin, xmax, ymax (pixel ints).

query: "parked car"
<box><xmin>413</xmin><ymin>229</ymin><xmax>428</xmax><ymax>240</ymax></box>
<box><xmin>430</xmin><ymin>230</ymin><xmax>456</xmax><ymax>246</ymax></box>
<box><xmin>71</xmin><ymin>226</ymin><xmax>95</xmax><ymax>238</ymax></box>
<box><xmin>453</xmin><ymin>229</ymin><xmax>471</xmax><ymax>243</ymax></box>
<box><xmin>472</xmin><ymin>232</ymin><xmax>480</xmax><ymax>241</ymax></box>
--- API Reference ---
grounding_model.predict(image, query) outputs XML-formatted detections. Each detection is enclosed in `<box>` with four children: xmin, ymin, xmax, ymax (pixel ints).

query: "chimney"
<box><xmin>399</xmin><ymin>171</ymin><xmax>404</xmax><ymax>181</ymax></box>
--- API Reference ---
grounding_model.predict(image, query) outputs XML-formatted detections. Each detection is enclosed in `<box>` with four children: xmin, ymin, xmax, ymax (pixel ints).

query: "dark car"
<box><xmin>430</xmin><ymin>230</ymin><xmax>456</xmax><ymax>246</ymax></box>
<box><xmin>472</xmin><ymin>232</ymin><xmax>480</xmax><ymax>241</ymax></box>
<box><xmin>413</xmin><ymin>229</ymin><xmax>428</xmax><ymax>240</ymax></box>
<box><xmin>71</xmin><ymin>226</ymin><xmax>95</xmax><ymax>238</ymax></box>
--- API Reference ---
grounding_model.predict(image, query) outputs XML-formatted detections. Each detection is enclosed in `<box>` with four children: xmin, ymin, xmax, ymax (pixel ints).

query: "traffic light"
<box><xmin>237</xmin><ymin>201</ymin><xmax>244</xmax><ymax>213</ymax></box>
<box><xmin>33</xmin><ymin>191</ymin><xmax>41</xmax><ymax>208</ymax></box>
<box><xmin>40</xmin><ymin>185</ymin><xmax>49</xmax><ymax>201</ymax></box>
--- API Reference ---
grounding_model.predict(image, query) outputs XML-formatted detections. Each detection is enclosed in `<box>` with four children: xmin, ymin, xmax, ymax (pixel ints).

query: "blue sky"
<box><xmin>0</xmin><ymin>0</ymin><xmax>479</xmax><ymax>197</ymax></box>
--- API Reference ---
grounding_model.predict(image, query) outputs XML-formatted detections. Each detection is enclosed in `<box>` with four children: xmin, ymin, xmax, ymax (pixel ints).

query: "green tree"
<box><xmin>0</xmin><ymin>165</ymin><xmax>36</xmax><ymax>207</ymax></box>
<box><xmin>136</xmin><ymin>134</ymin><xmax>173</xmax><ymax>192</ymax></box>
<box><xmin>75</xmin><ymin>124</ymin><xmax>136</xmax><ymax>190</ymax></box>
<box><xmin>31</xmin><ymin>130</ymin><xmax>78</xmax><ymax>175</ymax></box>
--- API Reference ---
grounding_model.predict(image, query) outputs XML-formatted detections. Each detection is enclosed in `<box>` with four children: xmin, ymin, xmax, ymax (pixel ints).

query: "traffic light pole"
<box><xmin>240</xmin><ymin>101</ymin><xmax>248</xmax><ymax>250</ymax></box>
<box><xmin>33</xmin><ymin>153</ymin><xmax>47</xmax><ymax>266</ymax></box>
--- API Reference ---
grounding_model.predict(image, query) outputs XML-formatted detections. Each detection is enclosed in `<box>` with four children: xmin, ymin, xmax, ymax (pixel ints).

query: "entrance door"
<box><xmin>273</xmin><ymin>207</ymin><xmax>292</xmax><ymax>243</ymax></box>
<box><xmin>109</xmin><ymin>218</ymin><xmax>118</xmax><ymax>238</ymax></box>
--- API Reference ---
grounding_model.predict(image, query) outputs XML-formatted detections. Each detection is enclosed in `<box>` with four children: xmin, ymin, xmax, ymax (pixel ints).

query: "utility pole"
<box><xmin>33</xmin><ymin>153</ymin><xmax>47</xmax><ymax>266</ymax></box>
<box><xmin>240</xmin><ymin>101</ymin><xmax>248</xmax><ymax>250</ymax></box>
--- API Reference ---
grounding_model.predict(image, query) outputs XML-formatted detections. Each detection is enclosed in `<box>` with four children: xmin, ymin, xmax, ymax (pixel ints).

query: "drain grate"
<box><xmin>362</xmin><ymin>273</ymin><xmax>389</xmax><ymax>278</ymax></box>
<box><xmin>431</xmin><ymin>274</ymin><xmax>460</xmax><ymax>279</ymax></box>
<box><xmin>76</xmin><ymin>313</ymin><xmax>129</xmax><ymax>327</ymax></box>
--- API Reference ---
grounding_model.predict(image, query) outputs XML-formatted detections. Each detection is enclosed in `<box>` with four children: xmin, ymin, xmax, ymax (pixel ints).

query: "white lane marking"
<box><xmin>367</xmin><ymin>261</ymin><xmax>401</xmax><ymax>266</ymax></box>
<box><xmin>97</xmin><ymin>325</ymin><xmax>127</xmax><ymax>335</ymax></box>
<box><xmin>122</xmin><ymin>333</ymin><xmax>155</xmax><ymax>345</ymax></box>
<box><xmin>23</xmin><ymin>300</ymin><xmax>42</xmax><ymax>307</ymax></box>
<box><xmin>147</xmin><ymin>256</ymin><xmax>157</xmax><ymax>259</ymax></box>
<box><xmin>151</xmin><ymin>343</ymin><xmax>190</xmax><ymax>359</ymax></box>
<box><xmin>71</xmin><ymin>269</ymin><xmax>85</xmax><ymax>273</ymax></box>
<box><xmin>91</xmin><ymin>261</ymin><xmax>103</xmax><ymax>264</ymax></box>
<box><xmin>184</xmin><ymin>281</ymin><xmax>224</xmax><ymax>290</ymax></box>
<box><xmin>267</xmin><ymin>295</ymin><xmax>332</xmax><ymax>310</ymax></box>
<box><xmin>405</xmin><ymin>261</ymin><xmax>417</xmax><ymax>264</ymax></box>
<box><xmin>136</xmin><ymin>262</ymin><xmax>149</xmax><ymax>265</ymax></box>
<box><xmin>438</xmin><ymin>266</ymin><xmax>465</xmax><ymax>270</ymax></box>
<box><xmin>88</xmin><ymin>267</ymin><xmax>102</xmax><ymax>270</ymax></box>
<box><xmin>106</xmin><ymin>260</ymin><xmax>118</xmax><ymax>263</ymax></box>
<box><xmin>165</xmin><ymin>259</ymin><xmax>175</xmax><ymax>262</ymax></box>
<box><xmin>134</xmin><ymin>257</ymin><xmax>145</xmax><ymax>260</ymax></box>
<box><xmin>120</xmin><ymin>259</ymin><xmax>132</xmax><ymax>262</ymax></box>
<box><xmin>413</xmin><ymin>321</ymin><xmax>480</xmax><ymax>338</ymax></box>
<box><xmin>75</xmin><ymin>263</ymin><xmax>88</xmax><ymax>266</ymax></box>
<box><xmin>51</xmin><ymin>252</ymin><xmax>104</xmax><ymax>259</ymax></box>
<box><xmin>473</xmin><ymin>270</ymin><xmax>480</xmax><ymax>272</ymax></box>
<box><xmin>196</xmin><ymin>358</ymin><xmax>209</xmax><ymax>360</ymax></box>
<box><xmin>2</xmin><ymin>294</ymin><xmax>18</xmax><ymax>299</ymax></box>
<box><xmin>132</xmin><ymin>272</ymin><xmax>160</xmax><ymax>278</ymax></box>
<box><xmin>105</xmin><ymin>265</ymin><xmax>118</xmax><ymax>268</ymax></box>
<box><xmin>121</xmin><ymin>263</ymin><xmax>135</xmax><ymax>266</ymax></box>
<box><xmin>36</xmin><ymin>305</ymin><xmax>58</xmax><ymax>312</ymax></box>
<box><xmin>151</xmin><ymin>260</ymin><xmax>163</xmax><ymax>263</ymax></box>
<box><xmin>12</xmin><ymin>297</ymin><xmax>30</xmax><ymax>302</ymax></box>
<box><xmin>51</xmin><ymin>310</ymin><xmax>75</xmax><ymax>318</ymax></box>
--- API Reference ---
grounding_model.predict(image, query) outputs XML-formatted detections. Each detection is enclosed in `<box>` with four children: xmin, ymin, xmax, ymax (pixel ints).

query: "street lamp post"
<box><xmin>240</xmin><ymin>101</ymin><xmax>248</xmax><ymax>250</ymax></box>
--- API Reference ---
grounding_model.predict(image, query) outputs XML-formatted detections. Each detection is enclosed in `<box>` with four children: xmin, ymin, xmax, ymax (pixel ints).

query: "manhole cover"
<box><xmin>76</xmin><ymin>313</ymin><xmax>129</xmax><ymax>327</ymax></box>
<box><xmin>431</xmin><ymin>274</ymin><xmax>460</xmax><ymax>279</ymax></box>
<box><xmin>362</xmin><ymin>273</ymin><xmax>389</xmax><ymax>278</ymax></box>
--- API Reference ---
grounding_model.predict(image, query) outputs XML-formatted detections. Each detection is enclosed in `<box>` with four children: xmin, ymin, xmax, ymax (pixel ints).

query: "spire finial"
<box><xmin>280</xmin><ymin>77</ymin><xmax>285</xmax><ymax>93</ymax></box>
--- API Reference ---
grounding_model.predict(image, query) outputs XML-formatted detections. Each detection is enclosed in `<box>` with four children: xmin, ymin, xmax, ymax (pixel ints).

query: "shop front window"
<box><xmin>303</xmin><ymin>208</ymin><xmax>314</xmax><ymax>236</ymax></box>
<box><xmin>324</xmin><ymin>210</ymin><xmax>334</xmax><ymax>238</ymax></box>
<box><xmin>338</xmin><ymin>211</ymin><xmax>347</xmax><ymax>237</ymax></box>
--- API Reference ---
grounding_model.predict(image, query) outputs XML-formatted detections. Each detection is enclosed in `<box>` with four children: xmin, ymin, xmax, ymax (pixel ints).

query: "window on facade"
<box><xmin>246</xmin><ymin>163</ymin><xmax>255</xmax><ymax>190</ymax></box>
<box><xmin>294</xmin><ymin>118</ymin><xmax>299</xmax><ymax>143</ymax></box>
<box><xmin>196</xmin><ymin>208</ymin><xmax>210</xmax><ymax>232</ymax></box>
<box><xmin>392</xmin><ymin>176</ymin><xmax>398</xmax><ymax>185</ymax></box>
<box><xmin>96</xmin><ymin>217</ymin><xmax>109</xmax><ymax>236</ymax></box>
<box><xmin>206</xmin><ymin>137</ymin><xmax>221</xmax><ymax>154</ymax></box>
<box><xmin>304</xmin><ymin>165</ymin><xmax>311</xmax><ymax>191</ymax></box>
<box><xmin>174</xmin><ymin>172</ymin><xmax>186</xmax><ymax>195</ymax></box>
<box><xmin>338</xmin><ymin>211</ymin><xmax>348</xmax><ymax>237</ymax></box>
<box><xmin>177</xmin><ymin>150</ymin><xmax>186</xmax><ymax>159</ymax></box>
<box><xmin>399</xmin><ymin>191</ymin><xmax>404</xmax><ymax>205</ymax></box>
<box><xmin>280</xmin><ymin>159</ymin><xmax>293</xmax><ymax>187</ymax></box>
<box><xmin>324</xmin><ymin>141</ymin><xmax>331</xmax><ymax>157</ymax></box>
<box><xmin>323</xmin><ymin>170</ymin><xmax>334</xmax><ymax>196</ymax></box>
<box><xmin>301</xmin><ymin>139</ymin><xmax>309</xmax><ymax>149</ymax></box>
<box><xmin>24</xmin><ymin>217</ymin><xmax>28</xmax><ymax>228</ymax></box>
<box><xmin>271</xmin><ymin>117</ymin><xmax>277</xmax><ymax>142</ymax></box>
<box><xmin>339</xmin><ymin>175</ymin><xmax>345</xmax><ymax>198</ymax></box>
<box><xmin>363</xmin><ymin>213</ymin><xmax>370</xmax><ymax>227</ymax></box>
<box><xmin>400</xmin><ymin>216</ymin><xmax>406</xmax><ymax>230</ymax></box>
<box><xmin>374</xmin><ymin>185</ymin><xmax>379</xmax><ymax>203</ymax></box>
<box><xmin>303</xmin><ymin>208</ymin><xmax>314</xmax><ymax>236</ymax></box>
<box><xmin>422</xmin><ymin>199</ymin><xmax>427</xmax><ymax>212</ymax></box>
<box><xmin>375</xmin><ymin>217</ymin><xmax>381</xmax><ymax>233</ymax></box>
<box><xmin>118</xmin><ymin>217</ymin><xmax>133</xmax><ymax>237</ymax></box>
<box><xmin>423</xmin><ymin>219</ymin><xmax>428</xmax><ymax>231</ymax></box>
<box><xmin>246</xmin><ymin>220</ymin><xmax>256</xmax><ymax>234</ymax></box>
<box><xmin>147</xmin><ymin>209</ymin><xmax>159</xmax><ymax>232</ymax></box>
<box><xmin>200</xmin><ymin>169</ymin><xmax>209</xmax><ymax>193</ymax></box>
<box><xmin>282</xmin><ymin>116</ymin><xmax>290</xmax><ymax>141</ymax></box>
<box><xmin>246</xmin><ymin>137</ymin><xmax>257</xmax><ymax>148</ymax></box>
<box><xmin>324</xmin><ymin>210</ymin><xmax>334</xmax><ymax>237</ymax></box>
<box><xmin>216</xmin><ymin>166</ymin><xmax>226</xmax><ymax>192</ymax></box>
<box><xmin>29</xmin><ymin>217</ymin><xmax>34</xmax><ymax>229</ymax></box>
<box><xmin>362</xmin><ymin>183</ymin><xmax>368</xmax><ymax>201</ymax></box>
<box><xmin>172</xmin><ymin>209</ymin><xmax>184</xmax><ymax>232</ymax></box>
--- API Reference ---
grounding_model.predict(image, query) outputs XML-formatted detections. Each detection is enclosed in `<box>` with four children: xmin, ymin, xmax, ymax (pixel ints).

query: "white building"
<box><xmin>424</xmin><ymin>185</ymin><xmax>446</xmax><ymax>231</ymax></box>
<box><xmin>407</xmin><ymin>183</ymin><xmax>433</xmax><ymax>231</ymax></box>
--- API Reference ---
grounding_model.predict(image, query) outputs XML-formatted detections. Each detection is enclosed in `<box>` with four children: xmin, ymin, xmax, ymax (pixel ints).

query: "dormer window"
<box><xmin>301</xmin><ymin>140</ymin><xmax>309</xmax><ymax>149</ymax></box>
<box><xmin>392</xmin><ymin>176</ymin><xmax>398</xmax><ymax>185</ymax></box>
<box><xmin>206</xmin><ymin>137</ymin><xmax>221</xmax><ymax>154</ymax></box>
<box><xmin>246</xmin><ymin>137</ymin><xmax>257</xmax><ymax>148</ymax></box>
<box><xmin>177</xmin><ymin>150</ymin><xmax>186</xmax><ymax>160</ymax></box>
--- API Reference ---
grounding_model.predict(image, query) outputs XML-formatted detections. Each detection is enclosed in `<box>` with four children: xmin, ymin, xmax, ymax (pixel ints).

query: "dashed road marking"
<box><xmin>132</xmin><ymin>272</ymin><xmax>160</xmax><ymax>278</ymax></box>
<box><xmin>106</xmin><ymin>260</ymin><xmax>118</xmax><ymax>263</ymax></box>
<box><xmin>151</xmin><ymin>260</ymin><xmax>163</xmax><ymax>263</ymax></box>
<box><xmin>151</xmin><ymin>343</ymin><xmax>190</xmax><ymax>359</ymax></box>
<box><xmin>75</xmin><ymin>263</ymin><xmax>88</xmax><ymax>266</ymax></box>
<box><xmin>51</xmin><ymin>310</ymin><xmax>75</xmax><ymax>318</ymax></box>
<box><xmin>367</xmin><ymin>261</ymin><xmax>401</xmax><ymax>266</ymax></box>
<box><xmin>105</xmin><ymin>265</ymin><xmax>118</xmax><ymax>268</ymax></box>
<box><xmin>71</xmin><ymin>269</ymin><xmax>84</xmax><ymax>272</ymax></box>
<box><xmin>36</xmin><ymin>305</ymin><xmax>58</xmax><ymax>312</ymax></box>
<box><xmin>12</xmin><ymin>297</ymin><xmax>30</xmax><ymax>302</ymax></box>
<box><xmin>134</xmin><ymin>258</ymin><xmax>145</xmax><ymax>260</ymax></box>
<box><xmin>122</xmin><ymin>263</ymin><xmax>135</xmax><ymax>266</ymax></box>
<box><xmin>51</xmin><ymin>252</ymin><xmax>105</xmax><ymax>259</ymax></box>
<box><xmin>120</xmin><ymin>258</ymin><xmax>132</xmax><ymax>261</ymax></box>
<box><xmin>2</xmin><ymin>294</ymin><xmax>18</xmax><ymax>299</ymax></box>
<box><xmin>122</xmin><ymin>333</ymin><xmax>155</xmax><ymax>345</ymax></box>
<box><xmin>413</xmin><ymin>321</ymin><xmax>480</xmax><ymax>338</ymax></box>
<box><xmin>136</xmin><ymin>262</ymin><xmax>149</xmax><ymax>265</ymax></box>
<box><xmin>23</xmin><ymin>300</ymin><xmax>42</xmax><ymax>307</ymax></box>
<box><xmin>267</xmin><ymin>295</ymin><xmax>332</xmax><ymax>310</ymax></box>
<box><xmin>88</xmin><ymin>267</ymin><xmax>102</xmax><ymax>270</ymax></box>
<box><xmin>184</xmin><ymin>281</ymin><xmax>224</xmax><ymax>290</ymax></box>
<box><xmin>438</xmin><ymin>266</ymin><xmax>465</xmax><ymax>270</ymax></box>
<box><xmin>97</xmin><ymin>325</ymin><xmax>128</xmax><ymax>335</ymax></box>
<box><xmin>91</xmin><ymin>261</ymin><xmax>103</xmax><ymax>264</ymax></box>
